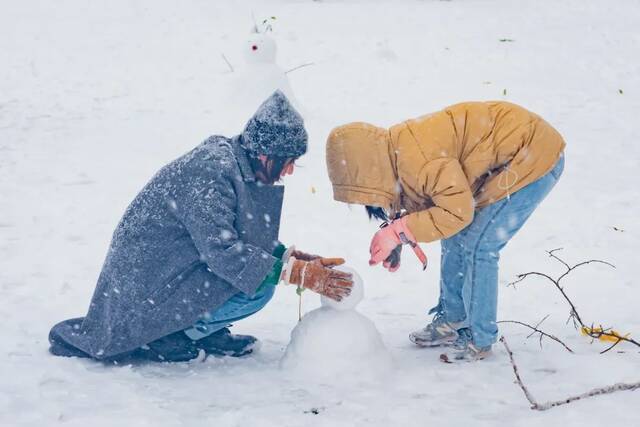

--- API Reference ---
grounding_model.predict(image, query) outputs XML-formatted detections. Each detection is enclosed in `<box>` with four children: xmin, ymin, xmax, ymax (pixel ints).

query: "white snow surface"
<box><xmin>320</xmin><ymin>266</ymin><xmax>364</xmax><ymax>310</ymax></box>
<box><xmin>2</xmin><ymin>1</ymin><xmax>640</xmax><ymax>426</ymax></box>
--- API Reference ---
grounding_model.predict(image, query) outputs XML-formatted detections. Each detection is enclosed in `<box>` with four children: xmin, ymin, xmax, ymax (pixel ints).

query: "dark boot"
<box><xmin>48</xmin><ymin>318</ymin><xmax>92</xmax><ymax>358</ymax></box>
<box><xmin>135</xmin><ymin>331</ymin><xmax>201</xmax><ymax>362</ymax></box>
<box><xmin>195</xmin><ymin>327</ymin><xmax>258</xmax><ymax>357</ymax></box>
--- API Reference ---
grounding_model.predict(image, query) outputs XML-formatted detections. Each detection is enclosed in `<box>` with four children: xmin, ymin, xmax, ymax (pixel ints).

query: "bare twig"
<box><xmin>221</xmin><ymin>54</ymin><xmax>234</xmax><ymax>73</ymax></box>
<box><xmin>508</xmin><ymin>249</ymin><xmax>639</xmax><ymax>350</ymax></box>
<box><xmin>500</xmin><ymin>336</ymin><xmax>640</xmax><ymax>411</ymax></box>
<box><xmin>600</xmin><ymin>338</ymin><xmax>624</xmax><ymax>354</ymax></box>
<box><xmin>535</xmin><ymin>382</ymin><xmax>640</xmax><ymax>410</ymax></box>
<box><xmin>547</xmin><ymin>247</ymin><xmax>571</xmax><ymax>270</ymax></box>
<box><xmin>500</xmin><ymin>337</ymin><xmax>538</xmax><ymax>407</ymax></box>
<box><xmin>555</xmin><ymin>259</ymin><xmax>616</xmax><ymax>286</ymax></box>
<box><xmin>510</xmin><ymin>270</ymin><xmax>583</xmax><ymax>325</ymax></box>
<box><xmin>251</xmin><ymin>12</ymin><xmax>259</xmax><ymax>33</ymax></box>
<box><xmin>285</xmin><ymin>62</ymin><xmax>315</xmax><ymax>74</ymax></box>
<box><xmin>498</xmin><ymin>318</ymin><xmax>574</xmax><ymax>353</ymax></box>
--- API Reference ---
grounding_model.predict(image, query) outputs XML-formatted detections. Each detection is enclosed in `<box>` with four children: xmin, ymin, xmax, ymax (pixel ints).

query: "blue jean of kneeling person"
<box><xmin>431</xmin><ymin>154</ymin><xmax>565</xmax><ymax>348</ymax></box>
<box><xmin>183</xmin><ymin>282</ymin><xmax>276</xmax><ymax>340</ymax></box>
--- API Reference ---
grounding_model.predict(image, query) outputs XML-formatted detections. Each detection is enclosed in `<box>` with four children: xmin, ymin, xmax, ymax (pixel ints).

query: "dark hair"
<box><xmin>365</xmin><ymin>205</ymin><xmax>389</xmax><ymax>222</ymax></box>
<box><xmin>249</xmin><ymin>155</ymin><xmax>296</xmax><ymax>185</ymax></box>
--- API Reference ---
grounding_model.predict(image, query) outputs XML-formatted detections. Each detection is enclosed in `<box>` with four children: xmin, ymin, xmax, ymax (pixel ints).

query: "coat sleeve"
<box><xmin>172</xmin><ymin>163</ymin><xmax>278</xmax><ymax>297</ymax></box>
<box><xmin>404</xmin><ymin>158</ymin><xmax>475</xmax><ymax>242</ymax></box>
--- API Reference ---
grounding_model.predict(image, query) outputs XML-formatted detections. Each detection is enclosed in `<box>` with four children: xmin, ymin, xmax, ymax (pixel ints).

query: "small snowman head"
<box><xmin>320</xmin><ymin>266</ymin><xmax>364</xmax><ymax>311</ymax></box>
<box><xmin>244</xmin><ymin>33</ymin><xmax>277</xmax><ymax>64</ymax></box>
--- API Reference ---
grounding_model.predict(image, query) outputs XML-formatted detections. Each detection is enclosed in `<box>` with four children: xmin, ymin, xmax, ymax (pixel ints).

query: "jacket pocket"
<box><xmin>143</xmin><ymin>261</ymin><xmax>201</xmax><ymax>308</ymax></box>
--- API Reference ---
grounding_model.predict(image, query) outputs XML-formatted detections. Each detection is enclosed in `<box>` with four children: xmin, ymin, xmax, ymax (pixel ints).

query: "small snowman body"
<box><xmin>280</xmin><ymin>267</ymin><xmax>393</xmax><ymax>384</ymax></box>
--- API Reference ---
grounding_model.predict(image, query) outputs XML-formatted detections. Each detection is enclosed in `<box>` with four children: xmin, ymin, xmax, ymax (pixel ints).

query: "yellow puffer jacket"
<box><xmin>326</xmin><ymin>101</ymin><xmax>566</xmax><ymax>242</ymax></box>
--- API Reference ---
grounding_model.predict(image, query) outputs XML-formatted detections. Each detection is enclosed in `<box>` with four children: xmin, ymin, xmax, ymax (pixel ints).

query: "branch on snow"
<box><xmin>500</xmin><ymin>336</ymin><xmax>640</xmax><ymax>411</ymax></box>
<box><xmin>507</xmin><ymin>248</ymin><xmax>639</xmax><ymax>352</ymax></box>
<box><xmin>498</xmin><ymin>316</ymin><xmax>574</xmax><ymax>353</ymax></box>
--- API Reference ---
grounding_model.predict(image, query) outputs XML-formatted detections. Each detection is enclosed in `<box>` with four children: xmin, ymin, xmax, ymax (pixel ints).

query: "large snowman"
<box><xmin>227</xmin><ymin>24</ymin><xmax>300</xmax><ymax>118</ymax></box>
<box><xmin>281</xmin><ymin>267</ymin><xmax>393</xmax><ymax>384</ymax></box>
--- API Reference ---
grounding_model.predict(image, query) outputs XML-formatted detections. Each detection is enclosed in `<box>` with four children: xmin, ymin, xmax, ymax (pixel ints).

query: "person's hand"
<box><xmin>291</xmin><ymin>249</ymin><xmax>345</xmax><ymax>268</ymax></box>
<box><xmin>283</xmin><ymin>259</ymin><xmax>353</xmax><ymax>301</ymax></box>
<box><xmin>369</xmin><ymin>216</ymin><xmax>428</xmax><ymax>270</ymax></box>
<box><xmin>369</xmin><ymin>218</ymin><xmax>407</xmax><ymax>267</ymax></box>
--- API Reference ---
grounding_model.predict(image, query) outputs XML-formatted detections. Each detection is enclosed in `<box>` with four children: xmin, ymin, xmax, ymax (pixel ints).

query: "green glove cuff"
<box><xmin>272</xmin><ymin>243</ymin><xmax>287</xmax><ymax>260</ymax></box>
<box><xmin>255</xmin><ymin>244</ymin><xmax>287</xmax><ymax>293</ymax></box>
<box><xmin>261</xmin><ymin>258</ymin><xmax>284</xmax><ymax>287</ymax></box>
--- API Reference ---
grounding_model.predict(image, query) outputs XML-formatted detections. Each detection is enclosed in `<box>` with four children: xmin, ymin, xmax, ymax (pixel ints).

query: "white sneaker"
<box><xmin>409</xmin><ymin>313</ymin><xmax>462</xmax><ymax>347</ymax></box>
<box><xmin>441</xmin><ymin>328</ymin><xmax>492</xmax><ymax>362</ymax></box>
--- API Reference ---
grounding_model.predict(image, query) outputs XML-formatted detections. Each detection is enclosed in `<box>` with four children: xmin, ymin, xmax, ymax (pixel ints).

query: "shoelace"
<box><xmin>454</xmin><ymin>327</ymin><xmax>473</xmax><ymax>346</ymax></box>
<box><xmin>427</xmin><ymin>312</ymin><xmax>445</xmax><ymax>331</ymax></box>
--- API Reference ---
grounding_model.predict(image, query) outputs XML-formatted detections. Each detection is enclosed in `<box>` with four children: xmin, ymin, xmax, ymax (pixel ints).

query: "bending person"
<box><xmin>326</xmin><ymin>101</ymin><xmax>565</xmax><ymax>362</ymax></box>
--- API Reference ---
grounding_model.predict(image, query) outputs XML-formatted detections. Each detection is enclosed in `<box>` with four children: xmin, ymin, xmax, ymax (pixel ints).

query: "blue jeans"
<box><xmin>183</xmin><ymin>284</ymin><xmax>275</xmax><ymax>340</ymax></box>
<box><xmin>432</xmin><ymin>155</ymin><xmax>565</xmax><ymax>348</ymax></box>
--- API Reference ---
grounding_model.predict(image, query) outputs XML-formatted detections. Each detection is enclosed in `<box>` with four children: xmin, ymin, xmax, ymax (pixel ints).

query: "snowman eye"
<box><xmin>252</xmin><ymin>45</ymin><xmax>258</xmax><ymax>51</ymax></box>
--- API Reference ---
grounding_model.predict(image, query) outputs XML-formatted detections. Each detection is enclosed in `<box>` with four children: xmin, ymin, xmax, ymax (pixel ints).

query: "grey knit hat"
<box><xmin>241</xmin><ymin>90</ymin><xmax>308</xmax><ymax>158</ymax></box>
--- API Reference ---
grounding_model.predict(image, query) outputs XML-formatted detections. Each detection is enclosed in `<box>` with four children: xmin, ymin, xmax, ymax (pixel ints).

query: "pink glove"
<box><xmin>369</xmin><ymin>217</ymin><xmax>411</xmax><ymax>266</ymax></box>
<box><xmin>369</xmin><ymin>216</ymin><xmax>428</xmax><ymax>271</ymax></box>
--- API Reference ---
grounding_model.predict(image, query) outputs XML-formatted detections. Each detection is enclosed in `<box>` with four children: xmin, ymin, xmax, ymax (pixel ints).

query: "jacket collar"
<box><xmin>230</xmin><ymin>135</ymin><xmax>256</xmax><ymax>183</ymax></box>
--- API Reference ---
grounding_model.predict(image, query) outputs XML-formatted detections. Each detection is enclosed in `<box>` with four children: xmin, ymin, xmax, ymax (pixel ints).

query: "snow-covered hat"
<box><xmin>241</xmin><ymin>90</ymin><xmax>308</xmax><ymax>158</ymax></box>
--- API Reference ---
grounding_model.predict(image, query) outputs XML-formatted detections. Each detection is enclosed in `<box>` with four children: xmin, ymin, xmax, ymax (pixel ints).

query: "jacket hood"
<box><xmin>326</xmin><ymin>122</ymin><xmax>398</xmax><ymax>211</ymax></box>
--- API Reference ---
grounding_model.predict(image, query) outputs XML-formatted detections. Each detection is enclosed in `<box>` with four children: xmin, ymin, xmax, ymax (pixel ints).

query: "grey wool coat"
<box><xmin>49</xmin><ymin>136</ymin><xmax>285</xmax><ymax>359</ymax></box>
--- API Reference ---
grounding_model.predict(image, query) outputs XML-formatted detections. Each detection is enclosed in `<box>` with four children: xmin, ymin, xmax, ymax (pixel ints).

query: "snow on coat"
<box><xmin>49</xmin><ymin>136</ymin><xmax>285</xmax><ymax>359</ymax></box>
<box><xmin>326</xmin><ymin>101</ymin><xmax>566</xmax><ymax>243</ymax></box>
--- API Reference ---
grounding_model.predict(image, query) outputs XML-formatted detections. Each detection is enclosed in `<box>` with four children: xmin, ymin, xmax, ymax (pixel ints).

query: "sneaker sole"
<box><xmin>441</xmin><ymin>350</ymin><xmax>493</xmax><ymax>363</ymax></box>
<box><xmin>202</xmin><ymin>339</ymin><xmax>261</xmax><ymax>358</ymax></box>
<box><xmin>409</xmin><ymin>334</ymin><xmax>457</xmax><ymax>348</ymax></box>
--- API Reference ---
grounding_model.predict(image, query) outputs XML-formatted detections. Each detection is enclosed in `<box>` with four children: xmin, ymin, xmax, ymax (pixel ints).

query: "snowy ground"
<box><xmin>2</xmin><ymin>0</ymin><xmax>639</xmax><ymax>426</ymax></box>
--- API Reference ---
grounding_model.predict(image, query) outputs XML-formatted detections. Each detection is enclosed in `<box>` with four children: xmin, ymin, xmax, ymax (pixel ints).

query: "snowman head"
<box><xmin>244</xmin><ymin>33</ymin><xmax>277</xmax><ymax>64</ymax></box>
<box><xmin>320</xmin><ymin>266</ymin><xmax>364</xmax><ymax>311</ymax></box>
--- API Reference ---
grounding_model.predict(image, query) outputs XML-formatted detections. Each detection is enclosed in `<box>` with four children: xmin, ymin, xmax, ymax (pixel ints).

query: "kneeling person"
<box><xmin>49</xmin><ymin>91</ymin><xmax>353</xmax><ymax>362</ymax></box>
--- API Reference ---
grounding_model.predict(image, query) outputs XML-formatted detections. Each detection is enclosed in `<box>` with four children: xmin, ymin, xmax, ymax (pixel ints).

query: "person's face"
<box><xmin>280</xmin><ymin>160</ymin><xmax>295</xmax><ymax>177</ymax></box>
<box><xmin>256</xmin><ymin>155</ymin><xmax>296</xmax><ymax>184</ymax></box>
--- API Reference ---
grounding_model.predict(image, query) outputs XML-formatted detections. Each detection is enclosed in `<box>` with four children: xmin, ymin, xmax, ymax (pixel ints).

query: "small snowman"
<box><xmin>280</xmin><ymin>267</ymin><xmax>393</xmax><ymax>384</ymax></box>
<box><xmin>228</xmin><ymin>20</ymin><xmax>299</xmax><ymax>115</ymax></box>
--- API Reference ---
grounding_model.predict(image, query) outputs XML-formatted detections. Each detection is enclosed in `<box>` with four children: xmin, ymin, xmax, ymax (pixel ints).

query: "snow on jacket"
<box><xmin>326</xmin><ymin>101</ymin><xmax>566</xmax><ymax>242</ymax></box>
<box><xmin>50</xmin><ymin>137</ymin><xmax>286</xmax><ymax>359</ymax></box>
